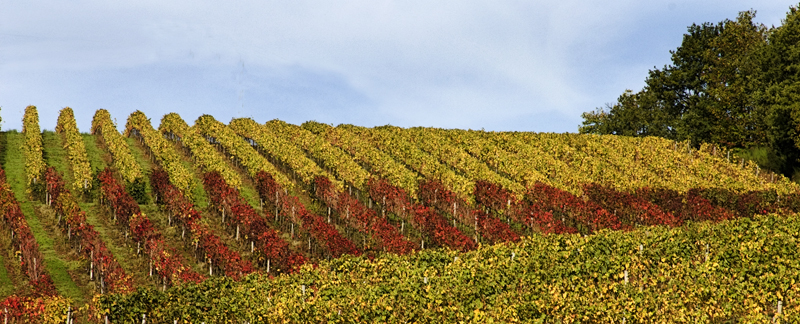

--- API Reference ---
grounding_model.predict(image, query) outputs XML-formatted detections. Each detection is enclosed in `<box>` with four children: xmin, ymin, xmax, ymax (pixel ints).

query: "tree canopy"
<box><xmin>581</xmin><ymin>7</ymin><xmax>800</xmax><ymax>178</ymax></box>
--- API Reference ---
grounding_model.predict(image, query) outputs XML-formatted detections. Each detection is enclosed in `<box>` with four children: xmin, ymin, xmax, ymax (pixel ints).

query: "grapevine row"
<box><xmin>55</xmin><ymin>107</ymin><xmax>93</xmax><ymax>192</ymax></box>
<box><xmin>98</xmin><ymin>211</ymin><xmax>800</xmax><ymax>322</ymax></box>
<box><xmin>405</xmin><ymin>127</ymin><xmax>525</xmax><ymax>197</ymax></box>
<box><xmin>223</xmin><ymin>119</ymin><xmax>415</xmax><ymax>255</ymax></box>
<box><xmin>125</xmin><ymin>111</ymin><xmax>193</xmax><ymax>196</ymax></box>
<box><xmin>43</xmin><ymin>167</ymin><xmax>134</xmax><ymax>293</ymax></box>
<box><xmin>0</xmin><ymin>295</ymin><xmax>70</xmax><ymax>324</ymax></box>
<box><xmin>366</xmin><ymin>178</ymin><xmax>477</xmax><ymax>252</ymax></box>
<box><xmin>296</xmin><ymin>121</ymin><xmax>518</xmax><ymax>244</ymax></box>
<box><xmin>335</xmin><ymin>125</ymin><xmax>481</xmax><ymax>250</ymax></box>
<box><xmin>480</xmin><ymin>178</ymin><xmax>797</xmax><ymax>235</ymax></box>
<box><xmin>0</xmin><ymin>108</ymin><xmax>72</xmax><ymax>324</ymax></box>
<box><xmin>265</xmin><ymin>119</ymin><xmax>370</xmax><ymax>191</ymax></box>
<box><xmin>194</xmin><ymin>115</ymin><xmax>293</xmax><ymax>189</ymax></box>
<box><xmin>150</xmin><ymin>168</ymin><xmax>255</xmax><ymax>279</ymax></box>
<box><xmin>202</xmin><ymin>171</ymin><xmax>305</xmax><ymax>273</ymax></box>
<box><xmin>344</xmin><ymin>127</ymin><xmax>529</xmax><ymax>243</ymax></box>
<box><xmin>511</xmin><ymin>131</ymin><xmax>797</xmax><ymax>194</ymax></box>
<box><xmin>514</xmin><ymin>132</ymin><xmax>701</xmax><ymax>190</ymax></box>
<box><xmin>254</xmin><ymin>171</ymin><xmax>360</xmax><ymax>258</ymax></box>
<box><xmin>230</xmin><ymin>119</ymin><xmax>403</xmax><ymax>255</ymax></box>
<box><xmin>482</xmin><ymin>131</ymin><xmax>586</xmax><ymax>194</ymax></box>
<box><xmin>442</xmin><ymin>129</ymin><xmax>555</xmax><ymax>193</ymax></box>
<box><xmin>229</xmin><ymin>118</ymin><xmax>340</xmax><ymax>190</ymax></box>
<box><xmin>256</xmin><ymin>120</ymin><xmax>426</xmax><ymax>254</ymax></box>
<box><xmin>22</xmin><ymin>105</ymin><xmax>45</xmax><ymax>188</ymax></box>
<box><xmin>97</xmin><ymin>168</ymin><xmax>204</xmax><ymax>287</ymax></box>
<box><xmin>231</xmin><ymin>118</ymin><xmax>386</xmax><ymax>257</ymax></box>
<box><xmin>158</xmin><ymin>112</ymin><xmax>242</xmax><ymax>190</ymax></box>
<box><xmin>0</xmin><ymin>168</ymin><xmax>57</xmax><ymax>296</ymax></box>
<box><xmin>358</xmin><ymin>125</ymin><xmax>474</xmax><ymax>201</ymax></box>
<box><xmin>419</xmin><ymin>179</ymin><xmax>520</xmax><ymax>244</ymax></box>
<box><xmin>91</xmin><ymin>109</ymin><xmax>142</xmax><ymax>184</ymax></box>
<box><xmin>312</xmin><ymin>175</ymin><xmax>417</xmax><ymax>254</ymax></box>
<box><xmin>195</xmin><ymin>116</ymin><xmax>336</xmax><ymax>269</ymax></box>
<box><xmin>302</xmin><ymin>121</ymin><xmax>420</xmax><ymax>198</ymax></box>
<box><xmin>301</xmin><ymin>122</ymin><xmax>518</xmax><ymax>248</ymax></box>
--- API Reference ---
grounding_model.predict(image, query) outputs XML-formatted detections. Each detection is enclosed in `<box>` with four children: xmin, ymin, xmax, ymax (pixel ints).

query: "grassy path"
<box><xmin>125</xmin><ymin>137</ymin><xmax>153</xmax><ymax>200</ymax></box>
<box><xmin>2</xmin><ymin>131</ymin><xmax>85</xmax><ymax>304</ymax></box>
<box><xmin>42</xmin><ymin>131</ymin><xmax>74</xmax><ymax>193</ymax></box>
<box><xmin>82</xmin><ymin>133</ymin><xmax>107</xmax><ymax>174</ymax></box>
<box><xmin>80</xmin><ymin>202</ymin><xmax>154</xmax><ymax>289</ymax></box>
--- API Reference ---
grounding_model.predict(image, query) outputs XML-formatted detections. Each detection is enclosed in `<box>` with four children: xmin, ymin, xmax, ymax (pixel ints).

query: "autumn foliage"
<box><xmin>203</xmin><ymin>171</ymin><xmax>305</xmax><ymax>273</ymax></box>
<box><xmin>150</xmin><ymin>168</ymin><xmax>254</xmax><ymax>279</ymax></box>
<box><xmin>98</xmin><ymin>168</ymin><xmax>204</xmax><ymax>286</ymax></box>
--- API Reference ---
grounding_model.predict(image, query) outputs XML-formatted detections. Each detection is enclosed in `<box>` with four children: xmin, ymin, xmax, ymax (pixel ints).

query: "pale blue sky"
<box><xmin>0</xmin><ymin>1</ymin><xmax>794</xmax><ymax>133</ymax></box>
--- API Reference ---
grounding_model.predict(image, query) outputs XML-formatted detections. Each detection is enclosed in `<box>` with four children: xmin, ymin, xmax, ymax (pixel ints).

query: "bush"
<box><xmin>126</xmin><ymin>177</ymin><xmax>149</xmax><ymax>204</ymax></box>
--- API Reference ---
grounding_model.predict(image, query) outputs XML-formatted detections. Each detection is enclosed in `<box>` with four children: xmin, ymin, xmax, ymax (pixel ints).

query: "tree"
<box><xmin>755</xmin><ymin>6</ymin><xmax>800</xmax><ymax>177</ymax></box>
<box><xmin>581</xmin><ymin>10</ymin><xmax>768</xmax><ymax>149</ymax></box>
<box><xmin>578</xmin><ymin>9</ymin><xmax>800</xmax><ymax>176</ymax></box>
<box><xmin>580</xmin><ymin>90</ymin><xmax>673</xmax><ymax>137</ymax></box>
<box><xmin>695</xmin><ymin>10</ymin><xmax>768</xmax><ymax>147</ymax></box>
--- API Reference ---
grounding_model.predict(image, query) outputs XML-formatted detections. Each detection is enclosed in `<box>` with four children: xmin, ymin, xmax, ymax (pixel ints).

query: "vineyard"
<box><xmin>0</xmin><ymin>107</ymin><xmax>798</xmax><ymax>323</ymax></box>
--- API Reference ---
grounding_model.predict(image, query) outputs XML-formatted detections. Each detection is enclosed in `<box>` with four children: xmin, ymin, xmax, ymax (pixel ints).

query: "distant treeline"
<box><xmin>580</xmin><ymin>6</ymin><xmax>800</xmax><ymax>179</ymax></box>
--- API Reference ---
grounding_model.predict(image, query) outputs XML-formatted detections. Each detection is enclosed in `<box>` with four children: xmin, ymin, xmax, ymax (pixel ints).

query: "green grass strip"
<box><xmin>78</xmin><ymin>203</ymin><xmax>132</xmax><ymax>268</ymax></box>
<box><xmin>79</xmin><ymin>202</ymin><xmax>153</xmax><ymax>289</ymax></box>
<box><xmin>82</xmin><ymin>133</ymin><xmax>109</xmax><ymax>174</ymax></box>
<box><xmin>42</xmin><ymin>130</ymin><xmax>74</xmax><ymax>190</ymax></box>
<box><xmin>178</xmin><ymin>157</ymin><xmax>210</xmax><ymax>209</ymax></box>
<box><xmin>125</xmin><ymin>137</ymin><xmax>153</xmax><ymax>198</ymax></box>
<box><xmin>238</xmin><ymin>183</ymin><xmax>261</xmax><ymax>211</ymax></box>
<box><xmin>2</xmin><ymin>132</ymin><xmax>84</xmax><ymax>304</ymax></box>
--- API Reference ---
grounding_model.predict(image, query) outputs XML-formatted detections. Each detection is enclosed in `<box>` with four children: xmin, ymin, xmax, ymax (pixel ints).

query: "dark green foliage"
<box><xmin>755</xmin><ymin>6</ymin><xmax>800</xmax><ymax>178</ymax></box>
<box><xmin>581</xmin><ymin>8</ymin><xmax>800</xmax><ymax>177</ymax></box>
<box><xmin>126</xmin><ymin>176</ymin><xmax>149</xmax><ymax>204</ymax></box>
<box><xmin>731</xmin><ymin>146</ymin><xmax>786</xmax><ymax>175</ymax></box>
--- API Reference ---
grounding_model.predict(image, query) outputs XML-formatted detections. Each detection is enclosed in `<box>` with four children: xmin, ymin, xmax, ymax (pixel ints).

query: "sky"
<box><xmin>0</xmin><ymin>1</ymin><xmax>795</xmax><ymax>133</ymax></box>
